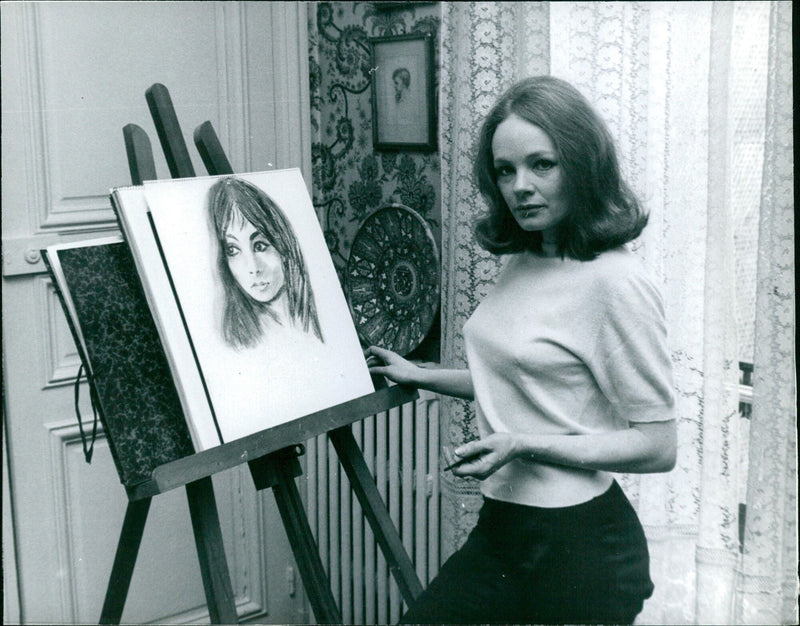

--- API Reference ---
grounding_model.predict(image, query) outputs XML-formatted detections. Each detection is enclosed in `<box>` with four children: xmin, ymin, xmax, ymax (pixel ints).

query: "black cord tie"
<box><xmin>74</xmin><ymin>363</ymin><xmax>99</xmax><ymax>463</ymax></box>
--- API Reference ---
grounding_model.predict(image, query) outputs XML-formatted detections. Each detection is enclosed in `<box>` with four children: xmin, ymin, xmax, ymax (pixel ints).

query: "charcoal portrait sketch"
<box><xmin>207</xmin><ymin>176</ymin><xmax>324</xmax><ymax>348</ymax></box>
<box><xmin>377</xmin><ymin>55</ymin><xmax>425</xmax><ymax>144</ymax></box>
<box><xmin>144</xmin><ymin>169</ymin><xmax>374</xmax><ymax>445</ymax></box>
<box><xmin>393</xmin><ymin>67</ymin><xmax>411</xmax><ymax>102</ymax></box>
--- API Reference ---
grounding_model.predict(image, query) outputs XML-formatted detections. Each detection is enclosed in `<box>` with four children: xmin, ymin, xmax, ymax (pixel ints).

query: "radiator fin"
<box><xmin>304</xmin><ymin>391</ymin><xmax>441</xmax><ymax>624</ymax></box>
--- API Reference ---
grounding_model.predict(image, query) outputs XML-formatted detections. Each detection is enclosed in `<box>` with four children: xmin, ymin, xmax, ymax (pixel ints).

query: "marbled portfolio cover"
<box><xmin>52</xmin><ymin>241</ymin><xmax>194</xmax><ymax>486</ymax></box>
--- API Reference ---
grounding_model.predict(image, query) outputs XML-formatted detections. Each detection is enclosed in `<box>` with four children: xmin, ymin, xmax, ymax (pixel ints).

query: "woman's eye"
<box><xmin>253</xmin><ymin>240</ymin><xmax>270</xmax><ymax>253</ymax></box>
<box><xmin>495</xmin><ymin>165</ymin><xmax>514</xmax><ymax>177</ymax></box>
<box><xmin>224</xmin><ymin>244</ymin><xmax>239</xmax><ymax>257</ymax></box>
<box><xmin>533</xmin><ymin>159</ymin><xmax>556</xmax><ymax>171</ymax></box>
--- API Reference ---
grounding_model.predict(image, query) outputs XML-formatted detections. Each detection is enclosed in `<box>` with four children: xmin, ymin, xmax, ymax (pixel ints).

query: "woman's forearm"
<box><xmin>415</xmin><ymin>367</ymin><xmax>474</xmax><ymax>400</ymax></box>
<box><xmin>513</xmin><ymin>421</ymin><xmax>677</xmax><ymax>474</ymax></box>
<box><xmin>452</xmin><ymin>420</ymin><xmax>677</xmax><ymax>479</ymax></box>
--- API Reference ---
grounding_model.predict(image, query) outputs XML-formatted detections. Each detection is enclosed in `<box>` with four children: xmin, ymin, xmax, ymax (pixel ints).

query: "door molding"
<box><xmin>2</xmin><ymin>414</ymin><xmax>22</xmax><ymax>624</ymax></box>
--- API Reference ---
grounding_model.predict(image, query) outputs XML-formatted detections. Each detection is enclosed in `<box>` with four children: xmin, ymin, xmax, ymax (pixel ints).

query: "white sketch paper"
<box><xmin>142</xmin><ymin>169</ymin><xmax>374</xmax><ymax>447</ymax></box>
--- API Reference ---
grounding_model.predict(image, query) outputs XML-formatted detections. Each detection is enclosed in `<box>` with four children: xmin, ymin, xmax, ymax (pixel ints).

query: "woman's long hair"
<box><xmin>473</xmin><ymin>76</ymin><xmax>648</xmax><ymax>260</ymax></box>
<box><xmin>207</xmin><ymin>177</ymin><xmax>324</xmax><ymax>348</ymax></box>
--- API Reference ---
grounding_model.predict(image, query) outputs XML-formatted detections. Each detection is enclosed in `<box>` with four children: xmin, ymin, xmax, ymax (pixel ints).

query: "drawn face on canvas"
<box><xmin>223</xmin><ymin>210</ymin><xmax>286</xmax><ymax>304</ymax></box>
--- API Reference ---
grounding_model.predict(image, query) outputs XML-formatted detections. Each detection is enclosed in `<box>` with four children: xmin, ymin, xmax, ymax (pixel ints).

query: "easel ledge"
<box><xmin>127</xmin><ymin>384</ymin><xmax>418</xmax><ymax>500</ymax></box>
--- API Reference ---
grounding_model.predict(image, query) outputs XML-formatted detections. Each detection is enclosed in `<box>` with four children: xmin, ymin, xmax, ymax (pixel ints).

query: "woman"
<box><xmin>207</xmin><ymin>176</ymin><xmax>324</xmax><ymax>348</ymax></box>
<box><xmin>367</xmin><ymin>76</ymin><xmax>676</xmax><ymax>624</ymax></box>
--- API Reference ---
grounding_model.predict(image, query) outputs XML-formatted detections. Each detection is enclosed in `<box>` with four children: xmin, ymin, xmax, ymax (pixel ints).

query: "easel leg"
<box><xmin>250</xmin><ymin>450</ymin><xmax>343</xmax><ymax>624</ymax></box>
<box><xmin>100</xmin><ymin>497</ymin><xmax>152</xmax><ymax>625</ymax></box>
<box><xmin>328</xmin><ymin>425</ymin><xmax>424</xmax><ymax>604</ymax></box>
<box><xmin>185</xmin><ymin>477</ymin><xmax>238</xmax><ymax>624</ymax></box>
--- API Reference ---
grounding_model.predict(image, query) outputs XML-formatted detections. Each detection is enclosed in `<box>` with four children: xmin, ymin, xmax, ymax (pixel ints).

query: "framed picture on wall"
<box><xmin>369</xmin><ymin>33</ymin><xmax>437</xmax><ymax>152</ymax></box>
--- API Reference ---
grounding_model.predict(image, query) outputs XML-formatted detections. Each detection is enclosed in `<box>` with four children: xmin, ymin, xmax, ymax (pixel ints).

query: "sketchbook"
<box><xmin>43</xmin><ymin>237</ymin><xmax>195</xmax><ymax>486</ymax></box>
<box><xmin>113</xmin><ymin>168</ymin><xmax>375</xmax><ymax>451</ymax></box>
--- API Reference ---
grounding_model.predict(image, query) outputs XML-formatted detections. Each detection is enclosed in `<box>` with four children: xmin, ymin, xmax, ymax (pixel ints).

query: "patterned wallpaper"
<box><xmin>308</xmin><ymin>1</ymin><xmax>442</xmax><ymax>359</ymax></box>
<box><xmin>308</xmin><ymin>1</ymin><xmax>441</xmax><ymax>272</ymax></box>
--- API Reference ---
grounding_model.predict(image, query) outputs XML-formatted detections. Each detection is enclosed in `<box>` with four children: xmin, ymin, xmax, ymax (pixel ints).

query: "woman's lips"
<box><xmin>515</xmin><ymin>204</ymin><xmax>545</xmax><ymax>215</ymax></box>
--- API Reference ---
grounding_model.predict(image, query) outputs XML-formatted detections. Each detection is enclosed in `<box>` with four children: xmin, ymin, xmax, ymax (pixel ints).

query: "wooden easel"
<box><xmin>101</xmin><ymin>83</ymin><xmax>423</xmax><ymax>624</ymax></box>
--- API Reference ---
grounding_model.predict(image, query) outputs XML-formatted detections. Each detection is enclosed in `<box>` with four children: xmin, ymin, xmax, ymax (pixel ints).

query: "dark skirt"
<box><xmin>400</xmin><ymin>480</ymin><xmax>654</xmax><ymax>624</ymax></box>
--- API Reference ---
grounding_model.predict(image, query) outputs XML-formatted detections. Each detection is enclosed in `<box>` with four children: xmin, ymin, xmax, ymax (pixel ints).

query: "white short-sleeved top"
<box><xmin>463</xmin><ymin>247</ymin><xmax>675</xmax><ymax>507</ymax></box>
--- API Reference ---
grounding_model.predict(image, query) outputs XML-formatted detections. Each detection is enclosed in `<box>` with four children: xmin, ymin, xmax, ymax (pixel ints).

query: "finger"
<box><xmin>368</xmin><ymin>366</ymin><xmax>394</xmax><ymax>379</ymax></box>
<box><xmin>367</xmin><ymin>345</ymin><xmax>395</xmax><ymax>359</ymax></box>
<box><xmin>451</xmin><ymin>456</ymin><xmax>491</xmax><ymax>477</ymax></box>
<box><xmin>365</xmin><ymin>347</ymin><xmax>393</xmax><ymax>366</ymax></box>
<box><xmin>454</xmin><ymin>440</ymin><xmax>489</xmax><ymax>458</ymax></box>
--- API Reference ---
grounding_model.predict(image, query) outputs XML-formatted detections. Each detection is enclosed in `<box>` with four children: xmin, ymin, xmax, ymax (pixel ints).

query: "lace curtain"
<box><xmin>439</xmin><ymin>0</ymin><xmax>551</xmax><ymax>561</ymax></box>
<box><xmin>438</xmin><ymin>2</ymin><xmax>796</xmax><ymax>624</ymax></box>
<box><xmin>739</xmin><ymin>3</ymin><xmax>796</xmax><ymax>622</ymax></box>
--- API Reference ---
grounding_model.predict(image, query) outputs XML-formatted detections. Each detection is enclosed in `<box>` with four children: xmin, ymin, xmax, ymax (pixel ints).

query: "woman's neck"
<box><xmin>540</xmin><ymin>227</ymin><xmax>559</xmax><ymax>257</ymax></box>
<box><xmin>267</xmin><ymin>289</ymin><xmax>291</xmax><ymax>327</ymax></box>
<box><xmin>541</xmin><ymin>241</ymin><xmax>558</xmax><ymax>257</ymax></box>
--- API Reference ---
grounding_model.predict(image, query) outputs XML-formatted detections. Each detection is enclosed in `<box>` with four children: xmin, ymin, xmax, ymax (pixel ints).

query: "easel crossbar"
<box><xmin>128</xmin><ymin>385</ymin><xmax>418</xmax><ymax>500</ymax></box>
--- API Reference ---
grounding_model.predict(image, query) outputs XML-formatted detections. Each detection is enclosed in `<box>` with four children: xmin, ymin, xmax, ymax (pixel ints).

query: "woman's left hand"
<box><xmin>450</xmin><ymin>433</ymin><xmax>520</xmax><ymax>480</ymax></box>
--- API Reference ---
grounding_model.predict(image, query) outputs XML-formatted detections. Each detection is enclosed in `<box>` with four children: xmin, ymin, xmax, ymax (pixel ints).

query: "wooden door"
<box><xmin>1</xmin><ymin>2</ymin><xmax>312</xmax><ymax>623</ymax></box>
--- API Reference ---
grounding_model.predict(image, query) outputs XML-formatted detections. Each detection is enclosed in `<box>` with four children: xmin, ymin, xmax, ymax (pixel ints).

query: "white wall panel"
<box><xmin>34</xmin><ymin>2</ymin><xmax>230</xmax><ymax>227</ymax></box>
<box><xmin>2</xmin><ymin>2</ymin><xmax>311</xmax><ymax>622</ymax></box>
<box><xmin>40</xmin><ymin>278</ymin><xmax>83</xmax><ymax>387</ymax></box>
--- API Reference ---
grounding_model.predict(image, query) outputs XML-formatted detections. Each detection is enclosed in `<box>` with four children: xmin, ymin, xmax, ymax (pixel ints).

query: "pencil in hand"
<box><xmin>443</xmin><ymin>445</ymin><xmax>484</xmax><ymax>472</ymax></box>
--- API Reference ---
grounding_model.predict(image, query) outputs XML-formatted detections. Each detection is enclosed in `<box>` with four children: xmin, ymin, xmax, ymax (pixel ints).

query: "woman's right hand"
<box><xmin>365</xmin><ymin>345</ymin><xmax>424</xmax><ymax>387</ymax></box>
<box><xmin>366</xmin><ymin>347</ymin><xmax>475</xmax><ymax>400</ymax></box>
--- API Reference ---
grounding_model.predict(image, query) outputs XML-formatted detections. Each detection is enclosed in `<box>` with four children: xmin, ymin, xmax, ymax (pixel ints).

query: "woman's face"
<box><xmin>223</xmin><ymin>211</ymin><xmax>285</xmax><ymax>304</ymax></box>
<box><xmin>491</xmin><ymin>113</ymin><xmax>570</xmax><ymax>244</ymax></box>
<box><xmin>393</xmin><ymin>76</ymin><xmax>407</xmax><ymax>99</ymax></box>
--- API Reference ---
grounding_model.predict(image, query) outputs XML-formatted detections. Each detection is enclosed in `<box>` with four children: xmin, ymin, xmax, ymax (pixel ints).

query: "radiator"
<box><xmin>304</xmin><ymin>390</ymin><xmax>441</xmax><ymax>624</ymax></box>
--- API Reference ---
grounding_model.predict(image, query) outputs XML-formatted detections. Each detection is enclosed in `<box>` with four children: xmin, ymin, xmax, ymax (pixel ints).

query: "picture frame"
<box><xmin>372</xmin><ymin>1</ymin><xmax>437</xmax><ymax>12</ymax></box>
<box><xmin>369</xmin><ymin>33</ymin><xmax>437</xmax><ymax>152</ymax></box>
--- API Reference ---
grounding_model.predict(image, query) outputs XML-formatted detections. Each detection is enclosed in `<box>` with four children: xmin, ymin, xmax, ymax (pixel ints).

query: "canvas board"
<box><xmin>112</xmin><ymin>186</ymin><xmax>221</xmax><ymax>450</ymax></box>
<box><xmin>141</xmin><ymin>169</ymin><xmax>374</xmax><ymax>447</ymax></box>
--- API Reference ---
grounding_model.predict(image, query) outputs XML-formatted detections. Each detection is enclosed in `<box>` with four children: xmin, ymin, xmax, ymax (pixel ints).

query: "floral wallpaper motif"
<box><xmin>308</xmin><ymin>1</ymin><xmax>441</xmax><ymax>278</ymax></box>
